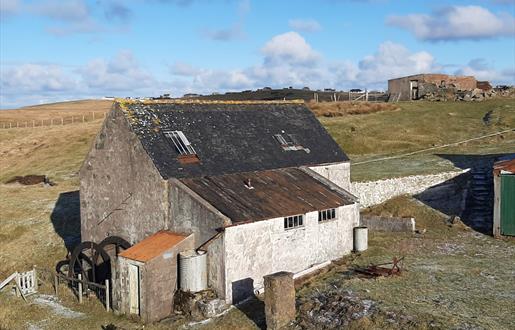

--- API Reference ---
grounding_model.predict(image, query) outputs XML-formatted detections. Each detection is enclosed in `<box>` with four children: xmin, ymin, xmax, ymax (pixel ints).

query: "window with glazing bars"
<box><xmin>284</xmin><ymin>214</ymin><xmax>304</xmax><ymax>229</ymax></box>
<box><xmin>274</xmin><ymin>133</ymin><xmax>299</xmax><ymax>147</ymax></box>
<box><xmin>163</xmin><ymin>130</ymin><xmax>196</xmax><ymax>155</ymax></box>
<box><xmin>318</xmin><ymin>208</ymin><xmax>336</xmax><ymax>222</ymax></box>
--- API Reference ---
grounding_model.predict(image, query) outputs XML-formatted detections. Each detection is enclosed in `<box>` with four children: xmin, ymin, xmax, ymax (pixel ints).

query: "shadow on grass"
<box><xmin>231</xmin><ymin>278</ymin><xmax>266</xmax><ymax>329</ymax></box>
<box><xmin>50</xmin><ymin>190</ymin><xmax>81</xmax><ymax>252</ymax></box>
<box><xmin>235</xmin><ymin>295</ymin><xmax>266</xmax><ymax>330</ymax></box>
<box><xmin>413</xmin><ymin>153</ymin><xmax>515</xmax><ymax>234</ymax></box>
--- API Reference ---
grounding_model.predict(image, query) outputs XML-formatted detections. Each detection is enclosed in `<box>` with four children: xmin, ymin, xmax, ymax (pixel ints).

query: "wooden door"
<box><xmin>501</xmin><ymin>174</ymin><xmax>515</xmax><ymax>236</ymax></box>
<box><xmin>128</xmin><ymin>263</ymin><xmax>140</xmax><ymax>315</ymax></box>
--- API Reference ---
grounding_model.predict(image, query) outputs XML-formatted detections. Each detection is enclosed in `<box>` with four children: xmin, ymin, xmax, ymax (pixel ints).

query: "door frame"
<box><xmin>128</xmin><ymin>262</ymin><xmax>141</xmax><ymax>315</ymax></box>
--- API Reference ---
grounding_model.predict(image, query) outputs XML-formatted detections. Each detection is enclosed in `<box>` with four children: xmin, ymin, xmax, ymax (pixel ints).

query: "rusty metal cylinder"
<box><xmin>179</xmin><ymin>250</ymin><xmax>207</xmax><ymax>292</ymax></box>
<box><xmin>353</xmin><ymin>226</ymin><xmax>368</xmax><ymax>252</ymax></box>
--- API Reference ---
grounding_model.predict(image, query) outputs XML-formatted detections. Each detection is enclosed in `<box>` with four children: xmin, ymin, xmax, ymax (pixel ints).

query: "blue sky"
<box><xmin>0</xmin><ymin>0</ymin><xmax>514</xmax><ymax>108</ymax></box>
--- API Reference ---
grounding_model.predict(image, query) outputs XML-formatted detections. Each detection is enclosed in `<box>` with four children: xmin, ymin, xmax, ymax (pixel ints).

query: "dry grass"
<box><xmin>297</xmin><ymin>196</ymin><xmax>515</xmax><ymax>329</ymax></box>
<box><xmin>0</xmin><ymin>100</ymin><xmax>112</xmax><ymax>127</ymax></box>
<box><xmin>0</xmin><ymin>121</ymin><xmax>102</xmax><ymax>183</ymax></box>
<box><xmin>0</xmin><ymin>99</ymin><xmax>514</xmax><ymax>329</ymax></box>
<box><xmin>308</xmin><ymin>101</ymin><xmax>400</xmax><ymax>117</ymax></box>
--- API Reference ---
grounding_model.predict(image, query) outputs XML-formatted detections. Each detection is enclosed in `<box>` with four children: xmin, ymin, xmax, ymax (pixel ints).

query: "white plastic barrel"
<box><xmin>353</xmin><ymin>226</ymin><xmax>368</xmax><ymax>252</ymax></box>
<box><xmin>179</xmin><ymin>250</ymin><xmax>207</xmax><ymax>292</ymax></box>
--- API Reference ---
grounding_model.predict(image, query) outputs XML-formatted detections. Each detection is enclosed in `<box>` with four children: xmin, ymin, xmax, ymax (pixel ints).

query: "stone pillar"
<box><xmin>264</xmin><ymin>271</ymin><xmax>295</xmax><ymax>330</ymax></box>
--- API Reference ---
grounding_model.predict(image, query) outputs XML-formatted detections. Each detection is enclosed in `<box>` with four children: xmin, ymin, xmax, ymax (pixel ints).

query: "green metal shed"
<box><xmin>493</xmin><ymin>159</ymin><xmax>515</xmax><ymax>237</ymax></box>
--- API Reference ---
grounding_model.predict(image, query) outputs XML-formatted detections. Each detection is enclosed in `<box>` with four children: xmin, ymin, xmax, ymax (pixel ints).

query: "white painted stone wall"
<box><xmin>309</xmin><ymin>162</ymin><xmax>351</xmax><ymax>191</ymax></box>
<box><xmin>351</xmin><ymin>170</ymin><xmax>468</xmax><ymax>208</ymax></box>
<box><xmin>222</xmin><ymin>203</ymin><xmax>359</xmax><ymax>304</ymax></box>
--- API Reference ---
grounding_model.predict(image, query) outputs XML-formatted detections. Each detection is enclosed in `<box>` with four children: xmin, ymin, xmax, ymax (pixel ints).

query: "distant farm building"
<box><xmin>80</xmin><ymin>100</ymin><xmax>360</xmax><ymax>322</ymax></box>
<box><xmin>388</xmin><ymin>74</ymin><xmax>479</xmax><ymax>101</ymax></box>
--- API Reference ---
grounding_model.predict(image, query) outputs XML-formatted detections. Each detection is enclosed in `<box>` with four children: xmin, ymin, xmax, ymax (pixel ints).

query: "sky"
<box><xmin>0</xmin><ymin>0</ymin><xmax>514</xmax><ymax>108</ymax></box>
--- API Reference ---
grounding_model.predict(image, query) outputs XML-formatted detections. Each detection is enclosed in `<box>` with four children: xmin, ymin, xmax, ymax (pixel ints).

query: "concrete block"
<box><xmin>264</xmin><ymin>271</ymin><xmax>295</xmax><ymax>330</ymax></box>
<box><xmin>361</xmin><ymin>215</ymin><xmax>415</xmax><ymax>232</ymax></box>
<box><xmin>198</xmin><ymin>298</ymin><xmax>227</xmax><ymax>318</ymax></box>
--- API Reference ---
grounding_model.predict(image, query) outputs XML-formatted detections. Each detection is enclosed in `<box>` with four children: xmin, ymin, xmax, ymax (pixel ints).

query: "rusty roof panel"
<box><xmin>180</xmin><ymin>168</ymin><xmax>354</xmax><ymax>224</ymax></box>
<box><xmin>119</xmin><ymin>231</ymin><xmax>189</xmax><ymax>262</ymax></box>
<box><xmin>494</xmin><ymin>159</ymin><xmax>515</xmax><ymax>175</ymax></box>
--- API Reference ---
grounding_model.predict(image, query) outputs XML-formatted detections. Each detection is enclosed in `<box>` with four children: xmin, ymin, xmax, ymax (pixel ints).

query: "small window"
<box><xmin>274</xmin><ymin>132</ymin><xmax>303</xmax><ymax>151</ymax></box>
<box><xmin>284</xmin><ymin>214</ymin><xmax>304</xmax><ymax>230</ymax></box>
<box><xmin>163</xmin><ymin>130</ymin><xmax>196</xmax><ymax>155</ymax></box>
<box><xmin>318</xmin><ymin>208</ymin><xmax>336</xmax><ymax>222</ymax></box>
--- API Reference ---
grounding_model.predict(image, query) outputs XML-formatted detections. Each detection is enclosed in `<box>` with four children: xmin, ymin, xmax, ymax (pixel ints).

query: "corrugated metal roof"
<box><xmin>180</xmin><ymin>168</ymin><xmax>355</xmax><ymax>224</ymax></box>
<box><xmin>119</xmin><ymin>231</ymin><xmax>188</xmax><ymax>262</ymax></box>
<box><xmin>494</xmin><ymin>159</ymin><xmax>515</xmax><ymax>175</ymax></box>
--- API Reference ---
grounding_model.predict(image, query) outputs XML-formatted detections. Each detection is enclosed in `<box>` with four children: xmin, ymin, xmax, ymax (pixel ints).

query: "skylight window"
<box><xmin>164</xmin><ymin>130</ymin><xmax>196</xmax><ymax>155</ymax></box>
<box><xmin>274</xmin><ymin>133</ymin><xmax>298</xmax><ymax>147</ymax></box>
<box><xmin>274</xmin><ymin>132</ymin><xmax>309</xmax><ymax>153</ymax></box>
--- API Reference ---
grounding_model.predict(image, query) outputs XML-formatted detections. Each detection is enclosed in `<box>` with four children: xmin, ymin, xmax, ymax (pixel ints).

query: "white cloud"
<box><xmin>1</xmin><ymin>0</ymin><xmax>131</xmax><ymax>36</ymax></box>
<box><xmin>1</xmin><ymin>63</ymin><xmax>77</xmax><ymax>92</ymax></box>
<box><xmin>288</xmin><ymin>19</ymin><xmax>322</xmax><ymax>32</ymax></box>
<box><xmin>455</xmin><ymin>58</ymin><xmax>515</xmax><ymax>84</ymax></box>
<box><xmin>170</xmin><ymin>61</ymin><xmax>203</xmax><ymax>76</ymax></box>
<box><xmin>29</xmin><ymin>0</ymin><xmax>90</xmax><ymax>21</ymax></box>
<box><xmin>78</xmin><ymin>50</ymin><xmax>155</xmax><ymax>91</ymax></box>
<box><xmin>357</xmin><ymin>41</ymin><xmax>438</xmax><ymax>85</ymax></box>
<box><xmin>0</xmin><ymin>51</ymin><xmax>164</xmax><ymax>108</ymax></box>
<box><xmin>2</xmin><ymin>36</ymin><xmax>513</xmax><ymax>108</ymax></box>
<box><xmin>388</xmin><ymin>5</ymin><xmax>515</xmax><ymax>41</ymax></box>
<box><xmin>261</xmin><ymin>31</ymin><xmax>320</xmax><ymax>65</ymax></box>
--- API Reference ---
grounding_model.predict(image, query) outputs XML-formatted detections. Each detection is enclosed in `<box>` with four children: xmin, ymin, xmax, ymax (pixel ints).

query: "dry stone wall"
<box><xmin>351</xmin><ymin>170</ymin><xmax>468</xmax><ymax>208</ymax></box>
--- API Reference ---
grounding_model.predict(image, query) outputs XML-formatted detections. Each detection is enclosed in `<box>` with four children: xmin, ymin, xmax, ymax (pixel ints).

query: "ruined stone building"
<box><xmin>80</xmin><ymin>100</ymin><xmax>360</xmax><ymax>321</ymax></box>
<box><xmin>388</xmin><ymin>74</ymin><xmax>478</xmax><ymax>101</ymax></box>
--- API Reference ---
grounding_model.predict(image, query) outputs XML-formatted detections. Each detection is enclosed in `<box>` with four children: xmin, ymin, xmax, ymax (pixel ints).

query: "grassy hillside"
<box><xmin>322</xmin><ymin>100</ymin><xmax>515</xmax><ymax>180</ymax></box>
<box><xmin>0</xmin><ymin>99</ymin><xmax>112</xmax><ymax>126</ymax></box>
<box><xmin>0</xmin><ymin>99</ymin><xmax>514</xmax><ymax>329</ymax></box>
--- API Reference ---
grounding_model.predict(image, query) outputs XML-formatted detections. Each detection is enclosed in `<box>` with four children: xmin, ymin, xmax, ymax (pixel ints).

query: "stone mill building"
<box><xmin>79</xmin><ymin>99</ymin><xmax>360</xmax><ymax>321</ymax></box>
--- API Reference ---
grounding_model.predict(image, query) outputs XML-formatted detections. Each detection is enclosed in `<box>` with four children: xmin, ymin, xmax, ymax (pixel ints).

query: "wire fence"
<box><xmin>352</xmin><ymin>128</ymin><xmax>515</xmax><ymax>166</ymax></box>
<box><xmin>0</xmin><ymin>112</ymin><xmax>107</xmax><ymax>129</ymax></box>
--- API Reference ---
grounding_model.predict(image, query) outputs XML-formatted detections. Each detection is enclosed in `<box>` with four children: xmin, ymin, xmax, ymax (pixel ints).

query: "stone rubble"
<box><xmin>417</xmin><ymin>84</ymin><xmax>514</xmax><ymax>102</ymax></box>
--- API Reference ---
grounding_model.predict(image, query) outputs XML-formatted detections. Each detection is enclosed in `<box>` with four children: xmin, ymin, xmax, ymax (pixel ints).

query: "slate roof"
<box><xmin>120</xmin><ymin>100</ymin><xmax>348</xmax><ymax>179</ymax></box>
<box><xmin>180</xmin><ymin>168</ymin><xmax>355</xmax><ymax>224</ymax></box>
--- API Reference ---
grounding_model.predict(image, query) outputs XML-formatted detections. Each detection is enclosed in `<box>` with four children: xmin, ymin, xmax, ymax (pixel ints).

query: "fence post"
<box><xmin>92</xmin><ymin>112</ymin><xmax>95</xmax><ymax>120</ymax></box>
<box><xmin>33</xmin><ymin>265</ymin><xmax>37</xmax><ymax>290</ymax></box>
<box><xmin>54</xmin><ymin>274</ymin><xmax>59</xmax><ymax>296</ymax></box>
<box><xmin>82</xmin><ymin>115</ymin><xmax>85</xmax><ymax>123</ymax></box>
<box><xmin>78</xmin><ymin>274</ymin><xmax>83</xmax><ymax>303</ymax></box>
<box><xmin>61</xmin><ymin>117</ymin><xmax>64</xmax><ymax>125</ymax></box>
<box><xmin>105</xmin><ymin>279</ymin><xmax>110</xmax><ymax>312</ymax></box>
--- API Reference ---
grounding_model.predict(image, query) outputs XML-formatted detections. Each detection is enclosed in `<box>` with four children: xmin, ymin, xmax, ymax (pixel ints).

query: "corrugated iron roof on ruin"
<box><xmin>119</xmin><ymin>231</ymin><xmax>189</xmax><ymax>262</ymax></box>
<box><xmin>117</xmin><ymin>100</ymin><xmax>348</xmax><ymax>179</ymax></box>
<box><xmin>494</xmin><ymin>159</ymin><xmax>515</xmax><ymax>175</ymax></box>
<box><xmin>180</xmin><ymin>167</ymin><xmax>355</xmax><ymax>224</ymax></box>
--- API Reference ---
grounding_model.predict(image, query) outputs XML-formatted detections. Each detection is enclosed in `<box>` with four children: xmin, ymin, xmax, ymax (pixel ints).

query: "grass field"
<box><xmin>0</xmin><ymin>99</ymin><xmax>514</xmax><ymax>329</ymax></box>
<box><xmin>0</xmin><ymin>100</ymin><xmax>112</xmax><ymax>122</ymax></box>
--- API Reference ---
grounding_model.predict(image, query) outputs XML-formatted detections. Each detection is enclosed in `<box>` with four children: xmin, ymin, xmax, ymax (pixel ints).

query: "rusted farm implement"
<box><xmin>55</xmin><ymin>236</ymin><xmax>131</xmax><ymax>309</ymax></box>
<box><xmin>355</xmin><ymin>256</ymin><xmax>405</xmax><ymax>277</ymax></box>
